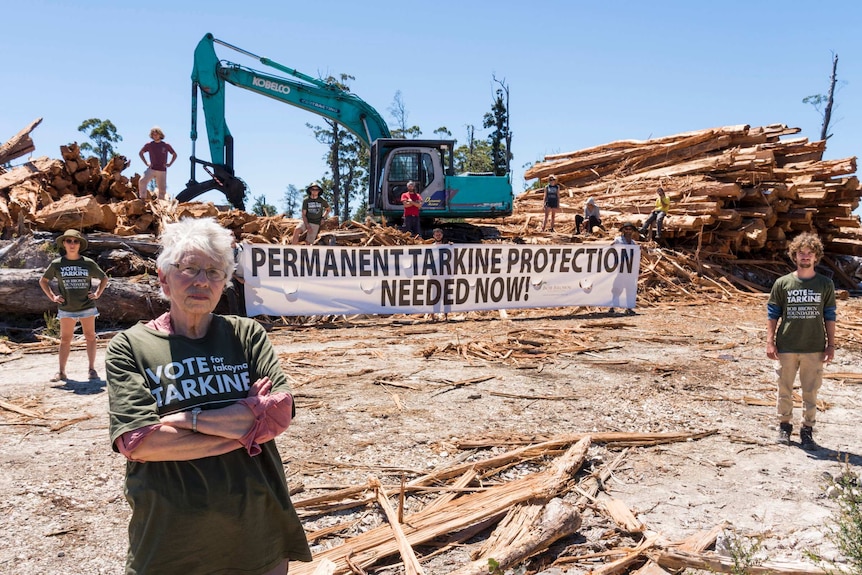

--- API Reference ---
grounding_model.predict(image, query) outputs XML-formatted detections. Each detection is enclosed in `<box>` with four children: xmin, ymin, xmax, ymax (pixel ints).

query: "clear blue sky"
<box><xmin>3</xmin><ymin>1</ymin><xmax>860</xmax><ymax>215</ymax></box>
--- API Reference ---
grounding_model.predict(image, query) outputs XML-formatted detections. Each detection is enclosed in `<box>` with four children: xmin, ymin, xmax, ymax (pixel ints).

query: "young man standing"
<box><xmin>138</xmin><ymin>126</ymin><xmax>177</xmax><ymax>200</ymax></box>
<box><xmin>292</xmin><ymin>183</ymin><xmax>331</xmax><ymax>245</ymax></box>
<box><xmin>766</xmin><ymin>232</ymin><xmax>836</xmax><ymax>449</ymax></box>
<box><xmin>401</xmin><ymin>181</ymin><xmax>423</xmax><ymax>237</ymax></box>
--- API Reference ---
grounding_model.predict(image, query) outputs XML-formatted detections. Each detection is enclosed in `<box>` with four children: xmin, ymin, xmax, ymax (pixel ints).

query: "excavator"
<box><xmin>178</xmin><ymin>33</ymin><xmax>513</xmax><ymax>229</ymax></box>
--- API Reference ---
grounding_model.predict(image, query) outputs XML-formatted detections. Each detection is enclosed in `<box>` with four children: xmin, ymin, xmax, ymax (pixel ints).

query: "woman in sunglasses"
<box><xmin>106</xmin><ymin>217</ymin><xmax>310</xmax><ymax>575</ymax></box>
<box><xmin>39</xmin><ymin>229</ymin><xmax>108</xmax><ymax>382</ymax></box>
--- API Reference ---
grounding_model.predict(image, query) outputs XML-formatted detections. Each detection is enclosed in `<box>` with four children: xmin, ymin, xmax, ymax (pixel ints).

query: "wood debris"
<box><xmin>514</xmin><ymin>124</ymin><xmax>861</xmax><ymax>257</ymax></box>
<box><xmin>283</xmin><ymin>431</ymin><xmax>824</xmax><ymax>575</ymax></box>
<box><xmin>2</xmin><ymin>120</ymin><xmax>861</xmax><ymax>317</ymax></box>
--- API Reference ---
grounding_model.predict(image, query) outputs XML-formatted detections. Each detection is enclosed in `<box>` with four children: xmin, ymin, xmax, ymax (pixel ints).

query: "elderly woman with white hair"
<box><xmin>106</xmin><ymin>217</ymin><xmax>311</xmax><ymax>575</ymax></box>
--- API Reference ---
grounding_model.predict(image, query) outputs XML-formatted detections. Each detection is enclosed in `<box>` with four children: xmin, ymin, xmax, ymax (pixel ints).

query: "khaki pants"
<box><xmin>777</xmin><ymin>352</ymin><xmax>823</xmax><ymax>427</ymax></box>
<box><xmin>139</xmin><ymin>168</ymin><xmax>167</xmax><ymax>199</ymax></box>
<box><xmin>295</xmin><ymin>221</ymin><xmax>321</xmax><ymax>244</ymax></box>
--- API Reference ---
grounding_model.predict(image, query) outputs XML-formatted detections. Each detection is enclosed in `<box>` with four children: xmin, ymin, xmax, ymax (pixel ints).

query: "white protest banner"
<box><xmin>241</xmin><ymin>243</ymin><xmax>640</xmax><ymax>316</ymax></box>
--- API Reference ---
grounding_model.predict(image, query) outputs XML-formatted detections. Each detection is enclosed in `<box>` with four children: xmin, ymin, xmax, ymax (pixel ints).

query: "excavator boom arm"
<box><xmin>192</xmin><ymin>33</ymin><xmax>390</xmax><ymax>167</ymax></box>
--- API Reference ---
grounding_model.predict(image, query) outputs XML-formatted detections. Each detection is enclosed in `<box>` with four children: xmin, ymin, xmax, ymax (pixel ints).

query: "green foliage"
<box><xmin>809</xmin><ymin>467</ymin><xmax>862</xmax><ymax>575</ymax></box>
<box><xmin>454</xmin><ymin>125</ymin><xmax>494</xmax><ymax>174</ymax></box>
<box><xmin>282</xmin><ymin>184</ymin><xmax>301</xmax><ymax>218</ymax></box>
<box><xmin>482</xmin><ymin>78</ymin><xmax>512</xmax><ymax>177</ymax></box>
<box><xmin>802</xmin><ymin>94</ymin><xmax>828</xmax><ymax>110</ymax></box>
<box><xmin>829</xmin><ymin>470</ymin><xmax>862</xmax><ymax>574</ymax></box>
<box><xmin>251</xmin><ymin>194</ymin><xmax>278</xmax><ymax>217</ymax></box>
<box><xmin>485</xmin><ymin>558</ymin><xmax>526</xmax><ymax>575</ymax></box>
<box><xmin>43</xmin><ymin>312</ymin><xmax>60</xmax><ymax>338</ymax></box>
<box><xmin>724</xmin><ymin>533</ymin><xmax>764</xmax><ymax>575</ymax></box>
<box><xmin>78</xmin><ymin>118</ymin><xmax>123</xmax><ymax>168</ymax></box>
<box><xmin>352</xmin><ymin>197</ymin><xmax>369</xmax><ymax>222</ymax></box>
<box><xmin>308</xmin><ymin>73</ymin><xmax>369</xmax><ymax>221</ymax></box>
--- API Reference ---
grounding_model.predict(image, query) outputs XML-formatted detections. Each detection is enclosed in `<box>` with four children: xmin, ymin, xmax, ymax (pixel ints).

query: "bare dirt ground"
<box><xmin>1</xmin><ymin>297</ymin><xmax>861</xmax><ymax>574</ymax></box>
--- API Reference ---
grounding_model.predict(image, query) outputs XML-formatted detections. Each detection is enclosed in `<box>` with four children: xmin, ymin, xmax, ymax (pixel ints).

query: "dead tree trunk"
<box><xmin>820</xmin><ymin>51</ymin><xmax>839</xmax><ymax>142</ymax></box>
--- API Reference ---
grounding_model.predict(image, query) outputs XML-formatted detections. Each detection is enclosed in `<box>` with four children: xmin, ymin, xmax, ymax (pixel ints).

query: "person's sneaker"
<box><xmin>800</xmin><ymin>425</ymin><xmax>817</xmax><ymax>450</ymax></box>
<box><xmin>776</xmin><ymin>422</ymin><xmax>792</xmax><ymax>445</ymax></box>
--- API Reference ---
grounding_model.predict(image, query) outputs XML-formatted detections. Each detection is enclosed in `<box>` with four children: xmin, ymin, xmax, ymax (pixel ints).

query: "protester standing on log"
<box><xmin>137</xmin><ymin>126</ymin><xmax>177</xmax><ymax>200</ymax></box>
<box><xmin>609</xmin><ymin>222</ymin><xmax>638</xmax><ymax>315</ymax></box>
<box><xmin>639</xmin><ymin>186</ymin><xmax>670</xmax><ymax>240</ymax></box>
<box><xmin>541</xmin><ymin>175</ymin><xmax>561</xmax><ymax>232</ymax></box>
<box><xmin>39</xmin><ymin>229</ymin><xmax>108</xmax><ymax>382</ymax></box>
<box><xmin>767</xmin><ymin>232</ymin><xmax>836</xmax><ymax>450</ymax></box>
<box><xmin>576</xmin><ymin>197</ymin><xmax>605</xmax><ymax>235</ymax></box>
<box><xmin>401</xmin><ymin>180</ymin><xmax>423</xmax><ymax>237</ymax></box>
<box><xmin>106</xmin><ymin>217</ymin><xmax>311</xmax><ymax>574</ymax></box>
<box><xmin>291</xmin><ymin>182</ymin><xmax>331</xmax><ymax>245</ymax></box>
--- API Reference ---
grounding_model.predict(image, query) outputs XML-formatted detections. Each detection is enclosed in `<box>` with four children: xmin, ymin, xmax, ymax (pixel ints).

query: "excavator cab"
<box><xmin>372</xmin><ymin>139</ymin><xmax>453</xmax><ymax>218</ymax></box>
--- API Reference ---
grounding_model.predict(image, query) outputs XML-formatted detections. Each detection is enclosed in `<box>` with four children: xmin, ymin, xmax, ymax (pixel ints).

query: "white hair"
<box><xmin>155</xmin><ymin>217</ymin><xmax>235</xmax><ymax>278</ymax></box>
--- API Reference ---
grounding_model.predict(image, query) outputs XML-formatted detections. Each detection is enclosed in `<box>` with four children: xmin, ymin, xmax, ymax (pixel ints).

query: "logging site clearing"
<box><xmin>1</xmin><ymin>296</ymin><xmax>861</xmax><ymax>575</ymax></box>
<box><xmin>2</xmin><ymin>120</ymin><xmax>862</xmax><ymax>574</ymax></box>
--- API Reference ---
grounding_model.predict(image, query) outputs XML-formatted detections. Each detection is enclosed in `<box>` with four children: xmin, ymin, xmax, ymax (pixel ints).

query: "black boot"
<box><xmin>776</xmin><ymin>422</ymin><xmax>792</xmax><ymax>445</ymax></box>
<box><xmin>800</xmin><ymin>425</ymin><xmax>817</xmax><ymax>450</ymax></box>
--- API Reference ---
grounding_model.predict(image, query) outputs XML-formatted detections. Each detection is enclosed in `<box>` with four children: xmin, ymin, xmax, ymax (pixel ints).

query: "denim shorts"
<box><xmin>57</xmin><ymin>307</ymin><xmax>100</xmax><ymax>320</ymax></box>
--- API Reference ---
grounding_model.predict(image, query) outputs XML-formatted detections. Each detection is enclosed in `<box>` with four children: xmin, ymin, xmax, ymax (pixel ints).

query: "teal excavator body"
<box><xmin>180</xmin><ymin>33</ymin><xmax>513</xmax><ymax>222</ymax></box>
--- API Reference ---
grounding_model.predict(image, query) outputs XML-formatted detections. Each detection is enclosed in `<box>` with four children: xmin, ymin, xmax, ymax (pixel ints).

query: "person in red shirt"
<box><xmin>400</xmin><ymin>181</ymin><xmax>423</xmax><ymax>237</ymax></box>
<box><xmin>138</xmin><ymin>126</ymin><xmax>177</xmax><ymax>200</ymax></box>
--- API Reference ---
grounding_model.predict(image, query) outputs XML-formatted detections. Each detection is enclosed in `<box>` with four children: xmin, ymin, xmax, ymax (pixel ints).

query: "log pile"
<box><xmin>0</xmin><ymin>120</ymin><xmax>428</xmax><ymax>246</ymax></box>
<box><xmin>2</xmin><ymin>121</ymin><xmax>861</xmax><ymax>304</ymax></box>
<box><xmin>517</xmin><ymin>124</ymin><xmax>862</xmax><ymax>257</ymax></box>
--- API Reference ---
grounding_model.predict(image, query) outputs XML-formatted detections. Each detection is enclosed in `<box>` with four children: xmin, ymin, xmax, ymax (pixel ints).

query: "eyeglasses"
<box><xmin>64</xmin><ymin>238</ymin><xmax>80</xmax><ymax>244</ymax></box>
<box><xmin>171</xmin><ymin>264</ymin><xmax>228</xmax><ymax>281</ymax></box>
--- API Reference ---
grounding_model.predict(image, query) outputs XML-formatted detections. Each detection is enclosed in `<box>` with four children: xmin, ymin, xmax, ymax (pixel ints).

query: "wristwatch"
<box><xmin>191</xmin><ymin>407</ymin><xmax>202</xmax><ymax>433</ymax></box>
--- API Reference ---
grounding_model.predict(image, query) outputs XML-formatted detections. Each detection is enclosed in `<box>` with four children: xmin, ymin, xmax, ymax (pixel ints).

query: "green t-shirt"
<box><xmin>107</xmin><ymin>315</ymin><xmax>311</xmax><ymax>574</ymax></box>
<box><xmin>302</xmin><ymin>196</ymin><xmax>330</xmax><ymax>225</ymax></box>
<box><xmin>768</xmin><ymin>272</ymin><xmax>836</xmax><ymax>354</ymax></box>
<box><xmin>42</xmin><ymin>256</ymin><xmax>106</xmax><ymax>312</ymax></box>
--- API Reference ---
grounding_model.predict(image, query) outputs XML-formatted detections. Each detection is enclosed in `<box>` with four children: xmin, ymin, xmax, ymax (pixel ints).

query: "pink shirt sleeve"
<box><xmin>115</xmin><ymin>424</ymin><xmax>162</xmax><ymax>462</ymax></box>
<box><xmin>236</xmin><ymin>393</ymin><xmax>294</xmax><ymax>456</ymax></box>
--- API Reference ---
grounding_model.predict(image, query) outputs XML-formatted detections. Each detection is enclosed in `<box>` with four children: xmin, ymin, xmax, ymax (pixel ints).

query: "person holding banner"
<box><xmin>610</xmin><ymin>222</ymin><xmax>639</xmax><ymax>315</ymax></box>
<box><xmin>613</xmin><ymin>222</ymin><xmax>638</xmax><ymax>245</ymax></box>
<box><xmin>106</xmin><ymin>217</ymin><xmax>311</xmax><ymax>575</ymax></box>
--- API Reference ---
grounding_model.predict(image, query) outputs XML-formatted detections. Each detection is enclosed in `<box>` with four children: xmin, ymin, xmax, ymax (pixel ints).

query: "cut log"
<box><xmin>447</xmin><ymin>498</ymin><xmax>582</xmax><ymax>575</ymax></box>
<box><xmin>33</xmin><ymin>194</ymin><xmax>104</xmax><ymax>231</ymax></box>
<box><xmin>0</xmin><ymin>269</ymin><xmax>168</xmax><ymax>323</ymax></box>
<box><xmin>0</xmin><ymin>118</ymin><xmax>43</xmax><ymax>165</ymax></box>
<box><xmin>0</xmin><ymin>157</ymin><xmax>62</xmax><ymax>190</ymax></box>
